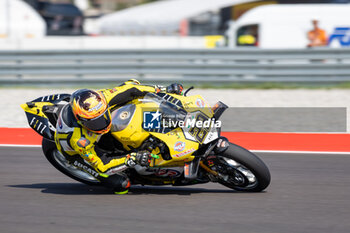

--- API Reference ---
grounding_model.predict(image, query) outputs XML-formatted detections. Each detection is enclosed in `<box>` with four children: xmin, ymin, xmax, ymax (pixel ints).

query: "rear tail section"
<box><xmin>20</xmin><ymin>94</ymin><xmax>71</xmax><ymax>140</ymax></box>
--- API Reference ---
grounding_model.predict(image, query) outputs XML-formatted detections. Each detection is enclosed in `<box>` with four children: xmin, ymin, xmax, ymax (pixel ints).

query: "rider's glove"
<box><xmin>125</xmin><ymin>151</ymin><xmax>152</xmax><ymax>167</ymax></box>
<box><xmin>166</xmin><ymin>83</ymin><xmax>183</xmax><ymax>95</ymax></box>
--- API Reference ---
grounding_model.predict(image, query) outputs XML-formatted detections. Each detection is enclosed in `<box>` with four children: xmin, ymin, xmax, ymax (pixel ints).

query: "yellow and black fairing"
<box><xmin>110</xmin><ymin>92</ymin><xmax>219</xmax><ymax>168</ymax></box>
<box><xmin>20</xmin><ymin>94</ymin><xmax>71</xmax><ymax>140</ymax></box>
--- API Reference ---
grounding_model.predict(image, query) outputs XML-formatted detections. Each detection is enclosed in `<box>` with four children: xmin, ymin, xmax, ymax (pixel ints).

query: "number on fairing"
<box><xmin>189</xmin><ymin>113</ymin><xmax>209</xmax><ymax>143</ymax></box>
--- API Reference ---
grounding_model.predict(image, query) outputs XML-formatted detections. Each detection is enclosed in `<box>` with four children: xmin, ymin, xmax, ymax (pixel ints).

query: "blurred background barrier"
<box><xmin>1</xmin><ymin>48</ymin><xmax>350</xmax><ymax>84</ymax></box>
<box><xmin>0</xmin><ymin>36</ymin><xmax>208</xmax><ymax>50</ymax></box>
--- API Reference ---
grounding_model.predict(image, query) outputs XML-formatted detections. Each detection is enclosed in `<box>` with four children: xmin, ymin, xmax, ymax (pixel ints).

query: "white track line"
<box><xmin>1</xmin><ymin>144</ymin><xmax>350</xmax><ymax>154</ymax></box>
<box><xmin>0</xmin><ymin>144</ymin><xmax>41</xmax><ymax>148</ymax></box>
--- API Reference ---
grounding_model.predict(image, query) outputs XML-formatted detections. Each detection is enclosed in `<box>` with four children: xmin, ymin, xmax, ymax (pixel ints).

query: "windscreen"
<box><xmin>143</xmin><ymin>93</ymin><xmax>187</xmax><ymax>123</ymax></box>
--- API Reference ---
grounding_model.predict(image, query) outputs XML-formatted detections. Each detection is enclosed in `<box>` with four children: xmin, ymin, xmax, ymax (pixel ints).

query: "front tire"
<box><xmin>42</xmin><ymin>138</ymin><xmax>101</xmax><ymax>186</ymax></box>
<box><xmin>214</xmin><ymin>142</ymin><xmax>270</xmax><ymax>192</ymax></box>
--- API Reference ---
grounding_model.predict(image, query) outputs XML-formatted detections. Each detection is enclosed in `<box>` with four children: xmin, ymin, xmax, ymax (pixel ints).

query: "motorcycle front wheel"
<box><xmin>208</xmin><ymin>142</ymin><xmax>271</xmax><ymax>192</ymax></box>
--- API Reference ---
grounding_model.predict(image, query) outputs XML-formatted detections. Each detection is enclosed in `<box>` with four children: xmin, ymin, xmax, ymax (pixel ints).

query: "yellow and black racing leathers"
<box><xmin>54</xmin><ymin>81</ymin><xmax>167</xmax><ymax>192</ymax></box>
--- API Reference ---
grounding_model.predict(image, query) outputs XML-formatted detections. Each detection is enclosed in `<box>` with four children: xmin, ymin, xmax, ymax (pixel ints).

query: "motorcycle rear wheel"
<box><xmin>42</xmin><ymin>138</ymin><xmax>101</xmax><ymax>186</ymax></box>
<box><xmin>215</xmin><ymin>142</ymin><xmax>271</xmax><ymax>192</ymax></box>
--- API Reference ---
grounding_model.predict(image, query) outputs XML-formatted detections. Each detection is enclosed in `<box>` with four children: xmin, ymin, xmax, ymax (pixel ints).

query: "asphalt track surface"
<box><xmin>1</xmin><ymin>147</ymin><xmax>350</xmax><ymax>233</ymax></box>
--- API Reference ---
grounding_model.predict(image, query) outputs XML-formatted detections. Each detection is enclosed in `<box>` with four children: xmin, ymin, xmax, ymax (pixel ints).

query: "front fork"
<box><xmin>198</xmin><ymin>136</ymin><xmax>230</xmax><ymax>178</ymax></box>
<box><xmin>183</xmin><ymin>137</ymin><xmax>229</xmax><ymax>180</ymax></box>
<box><xmin>199</xmin><ymin>161</ymin><xmax>218</xmax><ymax>176</ymax></box>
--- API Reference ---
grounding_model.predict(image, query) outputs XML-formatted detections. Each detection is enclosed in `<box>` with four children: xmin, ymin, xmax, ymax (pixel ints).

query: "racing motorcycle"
<box><xmin>21</xmin><ymin>87</ymin><xmax>270</xmax><ymax>192</ymax></box>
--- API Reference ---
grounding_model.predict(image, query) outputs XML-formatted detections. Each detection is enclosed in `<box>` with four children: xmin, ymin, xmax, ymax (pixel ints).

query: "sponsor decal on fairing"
<box><xmin>195</xmin><ymin>98</ymin><xmax>205</xmax><ymax>108</ymax></box>
<box><xmin>174</xmin><ymin>141</ymin><xmax>185</xmax><ymax>152</ymax></box>
<box><xmin>173</xmin><ymin>148</ymin><xmax>196</xmax><ymax>158</ymax></box>
<box><xmin>73</xmin><ymin>161</ymin><xmax>99</xmax><ymax>178</ymax></box>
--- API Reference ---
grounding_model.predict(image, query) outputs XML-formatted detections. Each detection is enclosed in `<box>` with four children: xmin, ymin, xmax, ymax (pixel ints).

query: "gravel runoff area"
<box><xmin>3</xmin><ymin>88</ymin><xmax>350</xmax><ymax>131</ymax></box>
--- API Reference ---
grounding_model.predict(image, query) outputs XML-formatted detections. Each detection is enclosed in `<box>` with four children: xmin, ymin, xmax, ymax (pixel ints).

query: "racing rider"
<box><xmin>54</xmin><ymin>80</ymin><xmax>183</xmax><ymax>194</ymax></box>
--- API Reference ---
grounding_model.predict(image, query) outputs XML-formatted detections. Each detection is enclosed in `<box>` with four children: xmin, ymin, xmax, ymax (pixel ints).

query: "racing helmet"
<box><xmin>70</xmin><ymin>89</ymin><xmax>111</xmax><ymax>134</ymax></box>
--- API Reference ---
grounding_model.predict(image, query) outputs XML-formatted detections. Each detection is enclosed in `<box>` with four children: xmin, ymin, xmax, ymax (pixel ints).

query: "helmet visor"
<box><xmin>79</xmin><ymin>109</ymin><xmax>111</xmax><ymax>132</ymax></box>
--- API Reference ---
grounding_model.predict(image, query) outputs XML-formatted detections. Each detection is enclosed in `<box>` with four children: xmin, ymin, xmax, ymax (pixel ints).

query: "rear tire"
<box><xmin>42</xmin><ymin>138</ymin><xmax>101</xmax><ymax>186</ymax></box>
<box><xmin>216</xmin><ymin>142</ymin><xmax>270</xmax><ymax>192</ymax></box>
